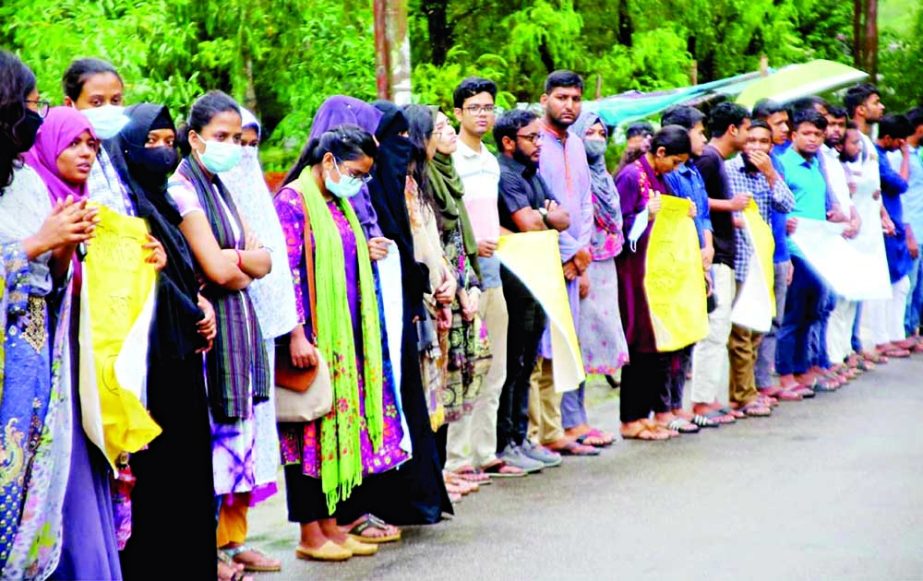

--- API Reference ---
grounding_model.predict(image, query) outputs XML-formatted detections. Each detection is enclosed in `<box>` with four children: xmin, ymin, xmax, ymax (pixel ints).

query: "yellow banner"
<box><xmin>79</xmin><ymin>204</ymin><xmax>161</xmax><ymax>468</ymax></box>
<box><xmin>731</xmin><ymin>201</ymin><xmax>776</xmax><ymax>332</ymax></box>
<box><xmin>496</xmin><ymin>230</ymin><xmax>585</xmax><ymax>392</ymax></box>
<box><xmin>644</xmin><ymin>195</ymin><xmax>708</xmax><ymax>351</ymax></box>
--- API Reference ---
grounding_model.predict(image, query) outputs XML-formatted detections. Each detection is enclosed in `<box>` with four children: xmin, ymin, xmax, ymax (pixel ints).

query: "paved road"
<box><xmin>249</xmin><ymin>356</ymin><xmax>923</xmax><ymax>580</ymax></box>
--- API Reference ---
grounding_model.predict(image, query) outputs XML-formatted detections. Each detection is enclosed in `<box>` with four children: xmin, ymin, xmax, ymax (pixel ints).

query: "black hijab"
<box><xmin>368</xmin><ymin>100</ymin><xmax>428</xmax><ymax>307</ymax></box>
<box><xmin>106</xmin><ymin>104</ymin><xmax>205</xmax><ymax>360</ymax></box>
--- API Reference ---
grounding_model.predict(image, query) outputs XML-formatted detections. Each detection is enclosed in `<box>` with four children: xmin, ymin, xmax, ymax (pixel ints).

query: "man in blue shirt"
<box><xmin>752</xmin><ymin>99</ymin><xmax>802</xmax><ymax>400</ymax></box>
<box><xmin>660</xmin><ymin>105</ymin><xmax>715</xmax><ymax>423</ymax></box>
<box><xmin>869</xmin><ymin>115</ymin><xmax>914</xmax><ymax>355</ymax></box>
<box><xmin>776</xmin><ymin>109</ymin><xmax>835</xmax><ymax>395</ymax></box>
<box><xmin>887</xmin><ymin>107</ymin><xmax>923</xmax><ymax>342</ymax></box>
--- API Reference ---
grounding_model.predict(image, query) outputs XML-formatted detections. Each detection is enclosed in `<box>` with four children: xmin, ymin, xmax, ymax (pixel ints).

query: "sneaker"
<box><xmin>520</xmin><ymin>440</ymin><xmax>563</xmax><ymax>468</ymax></box>
<box><xmin>498</xmin><ymin>444</ymin><xmax>543</xmax><ymax>474</ymax></box>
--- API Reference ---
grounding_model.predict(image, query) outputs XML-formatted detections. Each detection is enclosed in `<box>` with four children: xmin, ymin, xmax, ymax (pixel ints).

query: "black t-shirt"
<box><xmin>693</xmin><ymin>144</ymin><xmax>735</xmax><ymax>267</ymax></box>
<box><xmin>497</xmin><ymin>154</ymin><xmax>557</xmax><ymax>232</ymax></box>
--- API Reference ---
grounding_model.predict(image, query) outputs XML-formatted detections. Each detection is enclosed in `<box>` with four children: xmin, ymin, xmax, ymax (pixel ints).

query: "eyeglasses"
<box><xmin>463</xmin><ymin>104</ymin><xmax>495</xmax><ymax>115</ymax></box>
<box><xmin>335</xmin><ymin>159</ymin><xmax>373</xmax><ymax>184</ymax></box>
<box><xmin>516</xmin><ymin>132</ymin><xmax>541</xmax><ymax>144</ymax></box>
<box><xmin>25</xmin><ymin>98</ymin><xmax>51</xmax><ymax>118</ymax></box>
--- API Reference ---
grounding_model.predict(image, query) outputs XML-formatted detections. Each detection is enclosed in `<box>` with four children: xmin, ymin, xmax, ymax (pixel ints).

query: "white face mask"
<box><xmin>80</xmin><ymin>104</ymin><xmax>129</xmax><ymax>140</ymax></box>
<box><xmin>198</xmin><ymin>139</ymin><xmax>242</xmax><ymax>173</ymax></box>
<box><xmin>627</xmin><ymin>207</ymin><xmax>649</xmax><ymax>252</ymax></box>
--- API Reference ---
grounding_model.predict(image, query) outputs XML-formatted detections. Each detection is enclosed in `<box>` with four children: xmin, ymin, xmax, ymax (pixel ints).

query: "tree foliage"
<box><xmin>0</xmin><ymin>0</ymin><xmax>915</xmax><ymax>170</ymax></box>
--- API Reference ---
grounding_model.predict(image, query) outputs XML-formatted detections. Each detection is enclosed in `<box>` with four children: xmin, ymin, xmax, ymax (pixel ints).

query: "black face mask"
<box><xmin>126</xmin><ymin>144</ymin><xmax>179</xmax><ymax>181</ymax></box>
<box><xmin>12</xmin><ymin>109</ymin><xmax>43</xmax><ymax>153</ymax></box>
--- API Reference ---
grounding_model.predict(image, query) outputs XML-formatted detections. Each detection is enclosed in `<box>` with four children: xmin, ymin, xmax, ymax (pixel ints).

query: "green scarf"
<box><xmin>298</xmin><ymin>168</ymin><xmax>384</xmax><ymax>513</ymax></box>
<box><xmin>427</xmin><ymin>152</ymin><xmax>480</xmax><ymax>279</ymax></box>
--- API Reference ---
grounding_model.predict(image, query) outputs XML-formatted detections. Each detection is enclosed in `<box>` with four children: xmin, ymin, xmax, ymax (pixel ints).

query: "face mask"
<box><xmin>583</xmin><ymin>139</ymin><xmax>607</xmax><ymax>160</ymax></box>
<box><xmin>240</xmin><ymin>146</ymin><xmax>258</xmax><ymax>164</ymax></box>
<box><xmin>13</xmin><ymin>109</ymin><xmax>43</xmax><ymax>152</ymax></box>
<box><xmin>197</xmin><ymin>139</ymin><xmax>242</xmax><ymax>173</ymax></box>
<box><xmin>627</xmin><ymin>207</ymin><xmax>649</xmax><ymax>253</ymax></box>
<box><xmin>81</xmin><ymin>105</ymin><xmax>129</xmax><ymax>140</ymax></box>
<box><xmin>325</xmin><ymin>162</ymin><xmax>364</xmax><ymax>199</ymax></box>
<box><xmin>126</xmin><ymin>144</ymin><xmax>179</xmax><ymax>180</ymax></box>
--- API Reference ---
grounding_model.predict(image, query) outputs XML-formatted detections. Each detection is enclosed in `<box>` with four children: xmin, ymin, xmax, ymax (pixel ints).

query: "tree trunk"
<box><xmin>422</xmin><ymin>0</ymin><xmax>451</xmax><ymax>66</ymax></box>
<box><xmin>865</xmin><ymin>0</ymin><xmax>878</xmax><ymax>79</ymax></box>
<box><xmin>853</xmin><ymin>0</ymin><xmax>865</xmax><ymax>69</ymax></box>
<box><xmin>617</xmin><ymin>0</ymin><xmax>632</xmax><ymax>47</ymax></box>
<box><xmin>374</xmin><ymin>0</ymin><xmax>412</xmax><ymax>104</ymax></box>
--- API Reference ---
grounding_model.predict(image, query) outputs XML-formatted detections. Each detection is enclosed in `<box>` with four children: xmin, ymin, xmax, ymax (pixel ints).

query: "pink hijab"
<box><xmin>23</xmin><ymin>106</ymin><xmax>97</xmax><ymax>203</ymax></box>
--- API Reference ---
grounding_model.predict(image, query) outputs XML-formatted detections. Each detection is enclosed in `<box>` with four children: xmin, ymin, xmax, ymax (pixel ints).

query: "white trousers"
<box><xmin>827</xmin><ymin>298</ymin><xmax>858</xmax><ymax>364</ymax></box>
<box><xmin>691</xmin><ymin>264</ymin><xmax>734</xmax><ymax>405</ymax></box>
<box><xmin>864</xmin><ymin>276</ymin><xmax>910</xmax><ymax>346</ymax></box>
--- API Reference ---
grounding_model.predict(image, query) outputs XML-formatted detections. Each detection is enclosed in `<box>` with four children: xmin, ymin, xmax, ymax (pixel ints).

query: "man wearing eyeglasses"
<box><xmin>447</xmin><ymin>77</ymin><xmax>524</xmax><ymax>477</ymax></box>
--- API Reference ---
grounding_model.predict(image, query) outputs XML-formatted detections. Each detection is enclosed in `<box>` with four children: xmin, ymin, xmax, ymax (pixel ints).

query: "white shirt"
<box><xmin>821</xmin><ymin>145</ymin><xmax>853</xmax><ymax>210</ymax></box>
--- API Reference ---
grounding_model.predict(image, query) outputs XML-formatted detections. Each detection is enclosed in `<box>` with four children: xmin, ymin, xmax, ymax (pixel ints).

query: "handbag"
<box><xmin>274</xmin><ymin>188</ymin><xmax>333</xmax><ymax>422</ymax></box>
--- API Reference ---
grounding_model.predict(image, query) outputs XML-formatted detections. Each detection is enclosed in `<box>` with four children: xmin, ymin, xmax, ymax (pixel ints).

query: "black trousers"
<box><xmin>497</xmin><ymin>267</ymin><xmax>546</xmax><ymax>451</ymax></box>
<box><xmin>619</xmin><ymin>350</ymin><xmax>677</xmax><ymax>423</ymax></box>
<box><xmin>284</xmin><ymin>464</ymin><xmax>335</xmax><ymax>524</ymax></box>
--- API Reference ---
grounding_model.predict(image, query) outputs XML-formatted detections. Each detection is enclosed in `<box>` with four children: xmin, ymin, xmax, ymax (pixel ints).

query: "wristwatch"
<box><xmin>538</xmin><ymin>206</ymin><xmax>549</xmax><ymax>225</ymax></box>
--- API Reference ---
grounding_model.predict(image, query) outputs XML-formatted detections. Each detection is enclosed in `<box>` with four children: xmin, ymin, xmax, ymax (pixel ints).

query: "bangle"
<box><xmin>235</xmin><ymin>249</ymin><xmax>243</xmax><ymax>268</ymax></box>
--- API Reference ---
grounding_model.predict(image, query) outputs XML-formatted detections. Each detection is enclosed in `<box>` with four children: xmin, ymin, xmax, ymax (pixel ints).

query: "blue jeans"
<box><xmin>905</xmin><ymin>256</ymin><xmax>923</xmax><ymax>336</ymax></box>
<box><xmin>777</xmin><ymin>255</ymin><xmax>827</xmax><ymax>376</ymax></box>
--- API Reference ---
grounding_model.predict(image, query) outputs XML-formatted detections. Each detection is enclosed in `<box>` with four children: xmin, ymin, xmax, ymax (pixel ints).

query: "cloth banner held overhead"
<box><xmin>496</xmin><ymin>230</ymin><xmax>584</xmax><ymax>393</ymax></box>
<box><xmin>79</xmin><ymin>204</ymin><xmax>161</xmax><ymax>470</ymax></box>
<box><xmin>731</xmin><ymin>201</ymin><xmax>776</xmax><ymax>332</ymax></box>
<box><xmin>644</xmin><ymin>195</ymin><xmax>709</xmax><ymax>351</ymax></box>
<box><xmin>789</xmin><ymin>215</ymin><xmax>891</xmax><ymax>301</ymax></box>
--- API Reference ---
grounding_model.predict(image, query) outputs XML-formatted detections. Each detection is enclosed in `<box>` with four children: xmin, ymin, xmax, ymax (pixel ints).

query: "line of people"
<box><xmin>1</xmin><ymin>47</ymin><xmax>921</xmax><ymax>581</ymax></box>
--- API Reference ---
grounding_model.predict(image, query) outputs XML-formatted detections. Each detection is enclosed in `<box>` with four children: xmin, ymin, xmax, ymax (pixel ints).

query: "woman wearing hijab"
<box><xmin>614</xmin><ymin>125</ymin><xmax>693</xmax><ymax>442</ymax></box>
<box><xmin>358</xmin><ymin>100</ymin><xmax>453</xmax><ymax>525</ymax></box>
<box><xmin>21</xmin><ymin>106</ymin><xmax>125</xmax><ymax>580</ymax></box>
<box><xmin>106</xmin><ymin>103</ymin><xmax>219</xmax><ymax>580</ymax></box>
<box><xmin>427</xmin><ymin>108</ymin><xmax>493</xmax><ymax>491</ymax></box>
<box><xmin>0</xmin><ymin>53</ymin><xmax>97</xmax><ymax>579</ymax></box>
<box><xmin>567</xmin><ymin>112</ymin><xmax>629</xmax><ymax>447</ymax></box>
<box><xmin>168</xmin><ymin>91</ymin><xmax>278</xmax><ymax>574</ymax></box>
<box><xmin>219</xmin><ymin>108</ymin><xmax>295</xmax><ymax>519</ymax></box>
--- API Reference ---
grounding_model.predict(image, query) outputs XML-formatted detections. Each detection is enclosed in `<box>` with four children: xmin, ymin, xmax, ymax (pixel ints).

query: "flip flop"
<box><xmin>222</xmin><ymin>546</ymin><xmax>281</xmax><ymax>573</ymax></box>
<box><xmin>665</xmin><ymin>418</ymin><xmax>700</xmax><ymax>434</ymax></box>
<box><xmin>481</xmin><ymin>460</ymin><xmax>526</xmax><ymax>478</ymax></box>
<box><xmin>575</xmin><ymin>428</ymin><xmax>615</xmax><ymax>447</ymax></box>
<box><xmin>453</xmin><ymin>465</ymin><xmax>492</xmax><ymax>484</ymax></box>
<box><xmin>703</xmin><ymin>409</ymin><xmax>736</xmax><ymax>424</ymax></box>
<box><xmin>691</xmin><ymin>414</ymin><xmax>720</xmax><ymax>428</ymax></box>
<box><xmin>620</xmin><ymin>424</ymin><xmax>669</xmax><ymax>441</ymax></box>
<box><xmin>551</xmin><ymin>440</ymin><xmax>601</xmax><ymax>456</ymax></box>
<box><xmin>347</xmin><ymin>514</ymin><xmax>402</xmax><ymax>544</ymax></box>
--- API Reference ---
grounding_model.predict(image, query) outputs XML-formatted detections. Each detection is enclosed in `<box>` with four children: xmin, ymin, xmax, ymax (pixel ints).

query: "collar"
<box><xmin>498</xmin><ymin>153</ymin><xmax>535</xmax><ymax>177</ymax></box>
<box><xmin>540</xmin><ymin>119</ymin><xmax>569</xmax><ymax>142</ymax></box>
<box><xmin>456</xmin><ymin>138</ymin><xmax>483</xmax><ymax>159</ymax></box>
<box><xmin>784</xmin><ymin>146</ymin><xmax>817</xmax><ymax>168</ymax></box>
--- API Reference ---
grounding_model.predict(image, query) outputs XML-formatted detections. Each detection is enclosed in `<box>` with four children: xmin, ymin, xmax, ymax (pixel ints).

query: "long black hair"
<box><xmin>281</xmin><ymin>125</ymin><xmax>378</xmax><ymax>188</ymax></box>
<box><xmin>402</xmin><ymin>104</ymin><xmax>437</xmax><ymax>216</ymax></box>
<box><xmin>176</xmin><ymin>90</ymin><xmax>241</xmax><ymax>157</ymax></box>
<box><xmin>0</xmin><ymin>50</ymin><xmax>37</xmax><ymax>194</ymax></box>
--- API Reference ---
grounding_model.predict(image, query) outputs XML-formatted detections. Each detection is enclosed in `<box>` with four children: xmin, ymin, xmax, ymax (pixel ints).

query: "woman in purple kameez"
<box><xmin>614</xmin><ymin>126</ymin><xmax>693</xmax><ymax>442</ymax></box>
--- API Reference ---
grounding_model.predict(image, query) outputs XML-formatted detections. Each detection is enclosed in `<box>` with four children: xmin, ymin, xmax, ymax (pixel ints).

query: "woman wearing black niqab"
<box><xmin>337</xmin><ymin>100</ymin><xmax>452</xmax><ymax>526</ymax></box>
<box><xmin>106</xmin><ymin>104</ymin><xmax>218</xmax><ymax>580</ymax></box>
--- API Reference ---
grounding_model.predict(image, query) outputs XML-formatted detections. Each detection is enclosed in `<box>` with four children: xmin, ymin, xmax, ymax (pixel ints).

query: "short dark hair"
<box><xmin>846</xmin><ymin>121</ymin><xmax>859</xmax><ymax>131</ymax></box>
<box><xmin>652</xmin><ymin>125</ymin><xmax>692</xmax><ymax>156</ymax></box>
<box><xmin>177</xmin><ymin>90</ymin><xmax>240</xmax><ymax>156</ymax></box>
<box><xmin>62</xmin><ymin>58</ymin><xmax>123</xmax><ymax>102</ymax></box>
<box><xmin>749</xmin><ymin>119</ymin><xmax>771</xmax><ymax>133</ymax></box>
<box><xmin>752</xmin><ymin>99</ymin><xmax>786</xmax><ymax>121</ymax></box>
<box><xmin>544</xmin><ymin>70</ymin><xmax>584</xmax><ymax>94</ymax></box>
<box><xmin>791</xmin><ymin>109</ymin><xmax>828</xmax><ymax>131</ymax></box>
<box><xmin>906</xmin><ymin>107</ymin><xmax>923</xmax><ymax>132</ymax></box>
<box><xmin>707</xmin><ymin>102</ymin><xmax>750</xmax><ymax>138</ymax></box>
<box><xmin>878</xmin><ymin>114</ymin><xmax>912</xmax><ymax>140</ymax></box>
<box><xmin>661</xmin><ymin>106</ymin><xmax>705</xmax><ymax>130</ymax></box>
<box><xmin>626</xmin><ymin>121</ymin><xmax>654</xmax><ymax>139</ymax></box>
<box><xmin>789</xmin><ymin>96</ymin><xmax>828</xmax><ymax>114</ymax></box>
<box><xmin>826</xmin><ymin>105</ymin><xmax>848</xmax><ymax>120</ymax></box>
<box><xmin>844</xmin><ymin>83</ymin><xmax>881</xmax><ymax>118</ymax></box>
<box><xmin>453</xmin><ymin>77</ymin><xmax>497</xmax><ymax>109</ymax></box>
<box><xmin>493</xmin><ymin>108</ymin><xmax>539</xmax><ymax>147</ymax></box>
